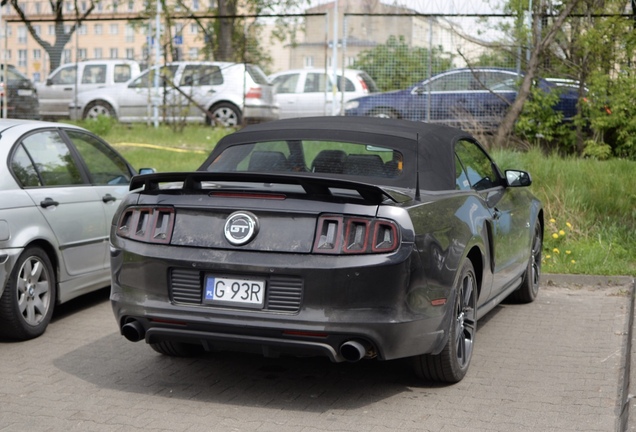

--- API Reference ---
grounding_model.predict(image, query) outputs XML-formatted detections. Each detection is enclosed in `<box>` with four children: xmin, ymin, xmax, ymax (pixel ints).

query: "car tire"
<box><xmin>208</xmin><ymin>103</ymin><xmax>242</xmax><ymax>127</ymax></box>
<box><xmin>84</xmin><ymin>101</ymin><xmax>116</xmax><ymax>120</ymax></box>
<box><xmin>150</xmin><ymin>340</ymin><xmax>205</xmax><ymax>357</ymax></box>
<box><xmin>508</xmin><ymin>219</ymin><xmax>542</xmax><ymax>303</ymax></box>
<box><xmin>0</xmin><ymin>246</ymin><xmax>56</xmax><ymax>340</ymax></box>
<box><xmin>370</xmin><ymin>108</ymin><xmax>398</xmax><ymax>119</ymax></box>
<box><xmin>412</xmin><ymin>259</ymin><xmax>477</xmax><ymax>383</ymax></box>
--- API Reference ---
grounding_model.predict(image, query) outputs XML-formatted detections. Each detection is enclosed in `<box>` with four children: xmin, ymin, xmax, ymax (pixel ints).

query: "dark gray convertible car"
<box><xmin>110</xmin><ymin>117</ymin><xmax>543</xmax><ymax>383</ymax></box>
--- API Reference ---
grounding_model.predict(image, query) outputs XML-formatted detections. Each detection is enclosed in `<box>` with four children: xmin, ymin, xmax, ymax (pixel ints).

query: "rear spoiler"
<box><xmin>129</xmin><ymin>171</ymin><xmax>401</xmax><ymax>204</ymax></box>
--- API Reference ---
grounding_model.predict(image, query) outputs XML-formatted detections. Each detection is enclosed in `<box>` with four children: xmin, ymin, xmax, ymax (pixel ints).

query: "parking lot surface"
<box><xmin>0</xmin><ymin>276</ymin><xmax>633</xmax><ymax>432</ymax></box>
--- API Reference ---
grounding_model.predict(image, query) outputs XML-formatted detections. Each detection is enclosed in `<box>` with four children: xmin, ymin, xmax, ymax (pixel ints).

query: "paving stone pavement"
<box><xmin>0</xmin><ymin>276</ymin><xmax>633</xmax><ymax>432</ymax></box>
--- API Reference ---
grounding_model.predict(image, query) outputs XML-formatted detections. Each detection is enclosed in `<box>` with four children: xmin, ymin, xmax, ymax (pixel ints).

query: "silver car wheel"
<box><xmin>16</xmin><ymin>255</ymin><xmax>52</xmax><ymax>327</ymax></box>
<box><xmin>85</xmin><ymin>102</ymin><xmax>115</xmax><ymax>120</ymax></box>
<box><xmin>210</xmin><ymin>103</ymin><xmax>240</xmax><ymax>127</ymax></box>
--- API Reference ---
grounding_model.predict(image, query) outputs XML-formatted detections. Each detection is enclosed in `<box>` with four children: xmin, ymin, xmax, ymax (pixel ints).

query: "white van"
<box><xmin>37</xmin><ymin>59</ymin><xmax>141</xmax><ymax>119</ymax></box>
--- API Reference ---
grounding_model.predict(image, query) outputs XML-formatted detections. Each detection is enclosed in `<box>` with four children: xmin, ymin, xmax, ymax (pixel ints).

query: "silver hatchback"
<box><xmin>69</xmin><ymin>61</ymin><xmax>278</xmax><ymax>127</ymax></box>
<box><xmin>0</xmin><ymin>119</ymin><xmax>148</xmax><ymax>340</ymax></box>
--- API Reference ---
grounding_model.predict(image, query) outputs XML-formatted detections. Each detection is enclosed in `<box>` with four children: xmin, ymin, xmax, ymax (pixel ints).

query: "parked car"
<box><xmin>0</xmin><ymin>119</ymin><xmax>153</xmax><ymax>340</ymax></box>
<box><xmin>344</xmin><ymin>67</ymin><xmax>579</xmax><ymax>131</ymax></box>
<box><xmin>37</xmin><ymin>59</ymin><xmax>141</xmax><ymax>120</ymax></box>
<box><xmin>109</xmin><ymin>116</ymin><xmax>543</xmax><ymax>383</ymax></box>
<box><xmin>0</xmin><ymin>65</ymin><xmax>40</xmax><ymax>120</ymax></box>
<box><xmin>69</xmin><ymin>61</ymin><xmax>278</xmax><ymax>127</ymax></box>
<box><xmin>268</xmin><ymin>68</ymin><xmax>378</xmax><ymax>118</ymax></box>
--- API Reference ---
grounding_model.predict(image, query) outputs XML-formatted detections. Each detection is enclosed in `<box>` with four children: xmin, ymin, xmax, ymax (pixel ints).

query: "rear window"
<box><xmin>205</xmin><ymin>140</ymin><xmax>403</xmax><ymax>179</ymax></box>
<box><xmin>246</xmin><ymin>64</ymin><xmax>270</xmax><ymax>85</ymax></box>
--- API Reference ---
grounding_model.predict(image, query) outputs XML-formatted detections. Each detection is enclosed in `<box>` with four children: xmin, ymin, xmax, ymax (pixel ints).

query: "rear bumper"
<box><xmin>244</xmin><ymin>104</ymin><xmax>279</xmax><ymax>123</ymax></box>
<box><xmin>110</xmin><ymin>240</ymin><xmax>452</xmax><ymax>362</ymax></box>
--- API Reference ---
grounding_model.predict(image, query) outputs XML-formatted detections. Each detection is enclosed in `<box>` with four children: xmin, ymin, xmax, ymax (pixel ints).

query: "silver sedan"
<box><xmin>0</xmin><ymin>119</ymin><xmax>150</xmax><ymax>340</ymax></box>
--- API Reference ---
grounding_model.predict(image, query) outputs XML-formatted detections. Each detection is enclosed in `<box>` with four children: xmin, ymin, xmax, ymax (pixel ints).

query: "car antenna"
<box><xmin>415</xmin><ymin>133</ymin><xmax>421</xmax><ymax>201</ymax></box>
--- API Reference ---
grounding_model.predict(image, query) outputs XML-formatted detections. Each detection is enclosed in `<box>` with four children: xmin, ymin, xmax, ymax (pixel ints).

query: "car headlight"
<box><xmin>345</xmin><ymin>100</ymin><xmax>359</xmax><ymax>110</ymax></box>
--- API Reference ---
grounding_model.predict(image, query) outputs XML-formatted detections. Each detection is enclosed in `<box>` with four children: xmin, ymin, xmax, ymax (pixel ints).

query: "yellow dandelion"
<box><xmin>571</xmin><ymin>260</ymin><xmax>576</xmax><ymax>264</ymax></box>
<box><xmin>546</xmin><ymin>254</ymin><xmax>551</xmax><ymax>259</ymax></box>
<box><xmin>549</xmin><ymin>218</ymin><xmax>556</xmax><ymax>223</ymax></box>
<box><xmin>565</xmin><ymin>250</ymin><xmax>571</xmax><ymax>255</ymax></box>
<box><xmin>552</xmin><ymin>233</ymin><xmax>559</xmax><ymax>239</ymax></box>
<box><xmin>553</xmin><ymin>248</ymin><xmax>560</xmax><ymax>254</ymax></box>
<box><xmin>559</xmin><ymin>230</ymin><xmax>566</xmax><ymax>236</ymax></box>
<box><xmin>566</xmin><ymin>222</ymin><xmax>572</xmax><ymax>229</ymax></box>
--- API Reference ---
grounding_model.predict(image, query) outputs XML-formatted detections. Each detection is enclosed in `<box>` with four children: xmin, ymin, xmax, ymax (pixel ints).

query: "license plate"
<box><xmin>17</xmin><ymin>89</ymin><xmax>33</xmax><ymax>96</ymax></box>
<box><xmin>203</xmin><ymin>275</ymin><xmax>265</xmax><ymax>308</ymax></box>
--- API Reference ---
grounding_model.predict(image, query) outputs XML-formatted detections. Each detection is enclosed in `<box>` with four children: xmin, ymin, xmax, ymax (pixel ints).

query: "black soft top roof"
<box><xmin>199</xmin><ymin>117</ymin><xmax>476</xmax><ymax>191</ymax></box>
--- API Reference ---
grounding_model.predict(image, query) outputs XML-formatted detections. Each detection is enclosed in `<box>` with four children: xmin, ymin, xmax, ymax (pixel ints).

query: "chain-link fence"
<box><xmin>0</xmin><ymin>1</ymin><xmax>627</xmax><ymax>134</ymax></box>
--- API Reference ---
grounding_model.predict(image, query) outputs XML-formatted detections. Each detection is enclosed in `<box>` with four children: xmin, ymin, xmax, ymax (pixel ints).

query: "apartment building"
<box><xmin>1</xmin><ymin>0</ymin><xmax>210</xmax><ymax>82</ymax></box>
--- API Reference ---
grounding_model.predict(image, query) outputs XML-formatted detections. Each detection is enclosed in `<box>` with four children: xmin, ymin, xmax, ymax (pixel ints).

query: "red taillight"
<box><xmin>245</xmin><ymin>87</ymin><xmax>262</xmax><ymax>99</ymax></box>
<box><xmin>116</xmin><ymin>206</ymin><xmax>175</xmax><ymax>244</ymax></box>
<box><xmin>313</xmin><ymin>215</ymin><xmax>399</xmax><ymax>254</ymax></box>
<box><xmin>357</xmin><ymin>76</ymin><xmax>369</xmax><ymax>93</ymax></box>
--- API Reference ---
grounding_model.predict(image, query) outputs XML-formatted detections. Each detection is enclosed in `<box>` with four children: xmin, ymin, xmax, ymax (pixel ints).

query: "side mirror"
<box><xmin>46</xmin><ymin>78</ymin><xmax>53</xmax><ymax>86</ymax></box>
<box><xmin>138</xmin><ymin>167</ymin><xmax>156</xmax><ymax>175</ymax></box>
<box><xmin>506</xmin><ymin>169</ymin><xmax>532</xmax><ymax>187</ymax></box>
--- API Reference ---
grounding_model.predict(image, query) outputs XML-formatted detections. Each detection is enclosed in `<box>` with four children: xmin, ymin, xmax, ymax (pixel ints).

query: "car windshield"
<box><xmin>204</xmin><ymin>140</ymin><xmax>403</xmax><ymax>179</ymax></box>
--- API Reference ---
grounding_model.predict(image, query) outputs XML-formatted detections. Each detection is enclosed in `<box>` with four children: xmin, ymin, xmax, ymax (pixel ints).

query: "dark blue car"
<box><xmin>344</xmin><ymin>67</ymin><xmax>579</xmax><ymax>131</ymax></box>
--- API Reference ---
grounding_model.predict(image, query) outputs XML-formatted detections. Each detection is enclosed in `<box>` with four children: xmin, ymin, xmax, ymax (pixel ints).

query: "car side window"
<box><xmin>427</xmin><ymin>71</ymin><xmax>473</xmax><ymax>92</ymax></box>
<box><xmin>51</xmin><ymin>65</ymin><xmax>76</xmax><ymax>85</ymax></box>
<box><xmin>272</xmin><ymin>74</ymin><xmax>299</xmax><ymax>94</ymax></box>
<box><xmin>304</xmin><ymin>73</ymin><xmax>328</xmax><ymax>93</ymax></box>
<box><xmin>180</xmin><ymin>65</ymin><xmax>223</xmax><ymax>86</ymax></box>
<box><xmin>11</xmin><ymin>144</ymin><xmax>41</xmax><ymax>187</ymax></box>
<box><xmin>129</xmin><ymin>66</ymin><xmax>178</xmax><ymax>88</ymax></box>
<box><xmin>82</xmin><ymin>65</ymin><xmax>107</xmax><ymax>84</ymax></box>
<box><xmin>114</xmin><ymin>64</ymin><xmax>132</xmax><ymax>83</ymax></box>
<box><xmin>455</xmin><ymin>154</ymin><xmax>470</xmax><ymax>191</ymax></box>
<box><xmin>66</xmin><ymin>130</ymin><xmax>132</xmax><ymax>185</ymax></box>
<box><xmin>455</xmin><ymin>140</ymin><xmax>500</xmax><ymax>191</ymax></box>
<box><xmin>19</xmin><ymin>131</ymin><xmax>84</xmax><ymax>186</ymax></box>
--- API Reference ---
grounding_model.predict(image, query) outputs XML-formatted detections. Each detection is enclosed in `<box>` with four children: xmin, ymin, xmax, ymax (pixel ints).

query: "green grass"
<box><xmin>88</xmin><ymin>121</ymin><xmax>635</xmax><ymax>276</ymax></box>
<box><xmin>492</xmin><ymin>148</ymin><xmax>636</xmax><ymax>276</ymax></box>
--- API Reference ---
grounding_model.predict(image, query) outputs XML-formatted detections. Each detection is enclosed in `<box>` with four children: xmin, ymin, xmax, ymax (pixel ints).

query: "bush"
<box><xmin>79</xmin><ymin>115</ymin><xmax>116</xmax><ymax>136</ymax></box>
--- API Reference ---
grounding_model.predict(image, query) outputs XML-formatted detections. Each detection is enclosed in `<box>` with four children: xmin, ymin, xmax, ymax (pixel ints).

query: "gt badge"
<box><xmin>224</xmin><ymin>211</ymin><xmax>259</xmax><ymax>245</ymax></box>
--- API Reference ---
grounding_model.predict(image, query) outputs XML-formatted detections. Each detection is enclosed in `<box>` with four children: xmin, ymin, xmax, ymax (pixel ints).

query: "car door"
<box><xmin>122</xmin><ymin>66</ymin><xmax>178</xmax><ymax>121</ymax></box>
<box><xmin>12</xmin><ymin>129</ymin><xmax>108</xmax><ymax>277</ymax></box>
<box><xmin>37</xmin><ymin>64</ymin><xmax>77</xmax><ymax>116</ymax></box>
<box><xmin>177</xmin><ymin>64</ymin><xmax>224</xmax><ymax>121</ymax></box>
<box><xmin>63</xmin><ymin>128</ymin><xmax>135</xmax><ymax>268</ymax></box>
<box><xmin>454</xmin><ymin>139</ymin><xmax>529</xmax><ymax>295</ymax></box>
<box><xmin>298</xmin><ymin>72</ymin><xmax>336</xmax><ymax>116</ymax></box>
<box><xmin>271</xmin><ymin>72</ymin><xmax>302</xmax><ymax>119</ymax></box>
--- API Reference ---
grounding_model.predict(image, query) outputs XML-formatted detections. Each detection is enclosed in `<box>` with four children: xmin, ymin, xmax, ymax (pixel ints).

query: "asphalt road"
<box><xmin>0</xmin><ymin>275</ymin><xmax>633</xmax><ymax>432</ymax></box>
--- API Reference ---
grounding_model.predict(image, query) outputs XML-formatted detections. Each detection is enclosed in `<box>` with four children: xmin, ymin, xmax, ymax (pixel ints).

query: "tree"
<box><xmin>353</xmin><ymin>35</ymin><xmax>453</xmax><ymax>92</ymax></box>
<box><xmin>493</xmin><ymin>0</ymin><xmax>581</xmax><ymax>149</ymax></box>
<box><xmin>1</xmin><ymin>0</ymin><xmax>96</xmax><ymax>71</ymax></box>
<box><xmin>151</xmin><ymin>0</ymin><xmax>310</xmax><ymax>66</ymax></box>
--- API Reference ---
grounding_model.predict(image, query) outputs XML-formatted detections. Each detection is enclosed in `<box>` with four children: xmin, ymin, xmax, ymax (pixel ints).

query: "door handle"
<box><xmin>102</xmin><ymin>194</ymin><xmax>117</xmax><ymax>203</ymax></box>
<box><xmin>40</xmin><ymin>198</ymin><xmax>59</xmax><ymax>208</ymax></box>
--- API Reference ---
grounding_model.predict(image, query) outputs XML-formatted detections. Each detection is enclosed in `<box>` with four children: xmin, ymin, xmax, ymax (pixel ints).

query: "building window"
<box><xmin>33</xmin><ymin>49</ymin><xmax>41</xmax><ymax>59</ymax></box>
<box><xmin>190</xmin><ymin>23</ymin><xmax>198</xmax><ymax>34</ymax></box>
<box><xmin>125</xmin><ymin>24</ymin><xmax>134</xmax><ymax>43</ymax></box>
<box><xmin>78</xmin><ymin>48</ymin><xmax>87</xmax><ymax>61</ymax></box>
<box><xmin>5</xmin><ymin>50</ymin><xmax>10</xmax><ymax>60</ymax></box>
<box><xmin>32</xmin><ymin>25</ymin><xmax>41</xmax><ymax>36</ymax></box>
<box><xmin>78</xmin><ymin>24</ymin><xmax>87</xmax><ymax>35</ymax></box>
<box><xmin>192</xmin><ymin>0</ymin><xmax>199</xmax><ymax>11</ymax></box>
<box><xmin>110</xmin><ymin>48</ymin><xmax>118</xmax><ymax>59</ymax></box>
<box><xmin>125</xmin><ymin>48</ymin><xmax>135</xmax><ymax>59</ymax></box>
<box><xmin>63</xmin><ymin>49</ymin><xmax>71</xmax><ymax>63</ymax></box>
<box><xmin>18</xmin><ymin>26</ymin><xmax>27</xmax><ymax>44</ymax></box>
<box><xmin>94</xmin><ymin>48</ymin><xmax>102</xmax><ymax>59</ymax></box>
<box><xmin>48</xmin><ymin>25</ymin><xmax>55</xmax><ymax>35</ymax></box>
<box><xmin>109</xmin><ymin>23</ymin><xmax>119</xmax><ymax>35</ymax></box>
<box><xmin>18</xmin><ymin>49</ymin><xmax>27</xmax><ymax>67</ymax></box>
<box><xmin>304</xmin><ymin>56</ymin><xmax>314</xmax><ymax>67</ymax></box>
<box><xmin>95</xmin><ymin>24</ymin><xmax>103</xmax><ymax>35</ymax></box>
<box><xmin>35</xmin><ymin>2</ymin><xmax>41</xmax><ymax>14</ymax></box>
<box><xmin>64</xmin><ymin>25</ymin><xmax>71</xmax><ymax>34</ymax></box>
<box><xmin>188</xmin><ymin>47</ymin><xmax>199</xmax><ymax>60</ymax></box>
<box><xmin>346</xmin><ymin>56</ymin><xmax>355</xmax><ymax>66</ymax></box>
<box><xmin>127</xmin><ymin>0</ymin><xmax>134</xmax><ymax>11</ymax></box>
